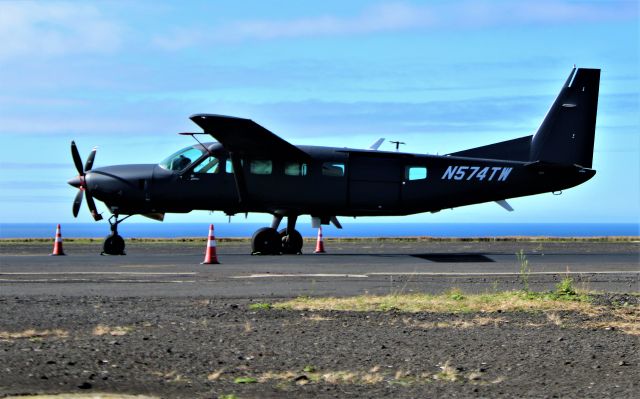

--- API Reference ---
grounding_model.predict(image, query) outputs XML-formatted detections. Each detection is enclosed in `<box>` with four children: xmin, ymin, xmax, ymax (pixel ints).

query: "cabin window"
<box><xmin>322</xmin><ymin>162</ymin><xmax>345</xmax><ymax>177</ymax></box>
<box><xmin>225</xmin><ymin>158</ymin><xmax>244</xmax><ymax>174</ymax></box>
<box><xmin>250</xmin><ymin>159</ymin><xmax>272</xmax><ymax>175</ymax></box>
<box><xmin>284</xmin><ymin>162</ymin><xmax>308</xmax><ymax>176</ymax></box>
<box><xmin>193</xmin><ymin>156</ymin><xmax>220</xmax><ymax>174</ymax></box>
<box><xmin>406</xmin><ymin>166</ymin><xmax>427</xmax><ymax>180</ymax></box>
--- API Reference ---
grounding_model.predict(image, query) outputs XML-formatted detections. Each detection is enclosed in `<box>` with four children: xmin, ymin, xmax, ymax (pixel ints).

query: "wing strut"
<box><xmin>229</xmin><ymin>152</ymin><xmax>248</xmax><ymax>205</ymax></box>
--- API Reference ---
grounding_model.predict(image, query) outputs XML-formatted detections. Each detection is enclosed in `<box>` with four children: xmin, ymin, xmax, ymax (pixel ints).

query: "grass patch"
<box><xmin>447</xmin><ymin>288</ymin><xmax>465</xmax><ymax>301</ymax></box>
<box><xmin>433</xmin><ymin>361</ymin><xmax>460</xmax><ymax>382</ymax></box>
<box><xmin>248</xmin><ymin>366</ymin><xmax>498</xmax><ymax>386</ymax></box>
<box><xmin>257</xmin><ymin>370</ymin><xmax>386</xmax><ymax>385</ymax></box>
<box><xmin>273</xmin><ymin>290</ymin><xmax>640</xmax><ymax>336</ymax></box>
<box><xmin>92</xmin><ymin>325</ymin><xmax>133</xmax><ymax>336</ymax></box>
<box><xmin>516</xmin><ymin>250</ymin><xmax>531</xmax><ymax>292</ymax></box>
<box><xmin>150</xmin><ymin>370</ymin><xmax>190</xmax><ymax>384</ymax></box>
<box><xmin>404</xmin><ymin>315</ymin><xmax>506</xmax><ymax>329</ymax></box>
<box><xmin>234</xmin><ymin>377</ymin><xmax>258</xmax><ymax>384</ymax></box>
<box><xmin>207</xmin><ymin>368</ymin><xmax>225</xmax><ymax>381</ymax></box>
<box><xmin>274</xmin><ymin>291</ymin><xmax>594</xmax><ymax>314</ymax></box>
<box><xmin>555</xmin><ymin>277</ymin><xmax>577</xmax><ymax>297</ymax></box>
<box><xmin>585</xmin><ymin>307</ymin><xmax>640</xmax><ymax>336</ymax></box>
<box><xmin>0</xmin><ymin>328</ymin><xmax>69</xmax><ymax>340</ymax></box>
<box><xmin>248</xmin><ymin>302</ymin><xmax>272</xmax><ymax>311</ymax></box>
<box><xmin>304</xmin><ymin>314</ymin><xmax>334</xmax><ymax>322</ymax></box>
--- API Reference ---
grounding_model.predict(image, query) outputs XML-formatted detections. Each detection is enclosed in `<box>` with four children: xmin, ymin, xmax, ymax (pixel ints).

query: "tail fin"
<box><xmin>530</xmin><ymin>67</ymin><xmax>600</xmax><ymax>168</ymax></box>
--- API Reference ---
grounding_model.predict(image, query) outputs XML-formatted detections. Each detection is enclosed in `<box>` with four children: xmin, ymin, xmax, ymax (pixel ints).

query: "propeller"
<box><xmin>70</xmin><ymin>141</ymin><xmax>103</xmax><ymax>221</ymax></box>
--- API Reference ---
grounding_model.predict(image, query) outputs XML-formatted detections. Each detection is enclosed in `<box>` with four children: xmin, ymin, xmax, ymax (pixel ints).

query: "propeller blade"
<box><xmin>72</xmin><ymin>189</ymin><xmax>83</xmax><ymax>217</ymax></box>
<box><xmin>71</xmin><ymin>141</ymin><xmax>84</xmax><ymax>176</ymax></box>
<box><xmin>85</xmin><ymin>192</ymin><xmax>103</xmax><ymax>221</ymax></box>
<box><xmin>84</xmin><ymin>147</ymin><xmax>97</xmax><ymax>171</ymax></box>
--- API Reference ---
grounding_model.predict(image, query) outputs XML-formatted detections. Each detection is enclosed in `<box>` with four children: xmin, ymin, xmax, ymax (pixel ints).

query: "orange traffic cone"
<box><xmin>201</xmin><ymin>224</ymin><xmax>220</xmax><ymax>264</ymax></box>
<box><xmin>51</xmin><ymin>224</ymin><xmax>65</xmax><ymax>256</ymax></box>
<box><xmin>314</xmin><ymin>226</ymin><xmax>326</xmax><ymax>253</ymax></box>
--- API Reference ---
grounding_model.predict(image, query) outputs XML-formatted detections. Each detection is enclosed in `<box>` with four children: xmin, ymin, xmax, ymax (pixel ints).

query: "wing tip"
<box><xmin>189</xmin><ymin>113</ymin><xmax>249</xmax><ymax>122</ymax></box>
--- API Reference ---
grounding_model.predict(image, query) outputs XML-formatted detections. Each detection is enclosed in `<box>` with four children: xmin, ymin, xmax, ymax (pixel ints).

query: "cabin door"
<box><xmin>348</xmin><ymin>155</ymin><xmax>403</xmax><ymax>211</ymax></box>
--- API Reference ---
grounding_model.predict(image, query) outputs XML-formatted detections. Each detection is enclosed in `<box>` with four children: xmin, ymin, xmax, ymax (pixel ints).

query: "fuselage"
<box><xmin>81</xmin><ymin>142</ymin><xmax>595</xmax><ymax>220</ymax></box>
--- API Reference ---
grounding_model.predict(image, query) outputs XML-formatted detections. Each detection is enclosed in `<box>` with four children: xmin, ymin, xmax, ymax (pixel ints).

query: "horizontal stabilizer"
<box><xmin>369</xmin><ymin>138</ymin><xmax>385</xmax><ymax>150</ymax></box>
<box><xmin>448</xmin><ymin>136</ymin><xmax>532</xmax><ymax>161</ymax></box>
<box><xmin>495</xmin><ymin>200</ymin><xmax>514</xmax><ymax>212</ymax></box>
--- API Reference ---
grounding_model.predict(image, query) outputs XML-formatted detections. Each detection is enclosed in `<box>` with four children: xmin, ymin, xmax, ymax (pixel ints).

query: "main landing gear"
<box><xmin>251</xmin><ymin>214</ymin><xmax>303</xmax><ymax>255</ymax></box>
<box><xmin>102</xmin><ymin>214</ymin><xmax>131</xmax><ymax>255</ymax></box>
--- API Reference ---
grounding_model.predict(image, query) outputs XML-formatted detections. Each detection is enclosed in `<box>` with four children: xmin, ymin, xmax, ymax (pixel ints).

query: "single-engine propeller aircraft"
<box><xmin>68</xmin><ymin>67</ymin><xmax>600</xmax><ymax>255</ymax></box>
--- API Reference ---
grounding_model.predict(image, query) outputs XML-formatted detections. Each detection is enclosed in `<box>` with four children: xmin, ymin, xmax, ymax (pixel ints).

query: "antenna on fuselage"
<box><xmin>179</xmin><ymin>132</ymin><xmax>214</xmax><ymax>156</ymax></box>
<box><xmin>389</xmin><ymin>140</ymin><xmax>406</xmax><ymax>151</ymax></box>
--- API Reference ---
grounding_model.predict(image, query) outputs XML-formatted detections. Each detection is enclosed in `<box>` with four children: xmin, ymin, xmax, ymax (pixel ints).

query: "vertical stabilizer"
<box><xmin>530</xmin><ymin>68</ymin><xmax>600</xmax><ymax>168</ymax></box>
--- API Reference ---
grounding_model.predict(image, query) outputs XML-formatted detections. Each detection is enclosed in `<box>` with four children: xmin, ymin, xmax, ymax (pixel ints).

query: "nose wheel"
<box><xmin>101</xmin><ymin>214</ymin><xmax>130</xmax><ymax>255</ymax></box>
<box><xmin>103</xmin><ymin>233</ymin><xmax>125</xmax><ymax>255</ymax></box>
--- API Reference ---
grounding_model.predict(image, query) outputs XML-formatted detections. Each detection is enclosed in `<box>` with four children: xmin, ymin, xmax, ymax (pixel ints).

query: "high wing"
<box><xmin>190</xmin><ymin>114</ymin><xmax>309</xmax><ymax>160</ymax></box>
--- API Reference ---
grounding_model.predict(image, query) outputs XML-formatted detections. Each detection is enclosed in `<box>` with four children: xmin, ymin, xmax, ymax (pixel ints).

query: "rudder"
<box><xmin>530</xmin><ymin>68</ymin><xmax>600</xmax><ymax>168</ymax></box>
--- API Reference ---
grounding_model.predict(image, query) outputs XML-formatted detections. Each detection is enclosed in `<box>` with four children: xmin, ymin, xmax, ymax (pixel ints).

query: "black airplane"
<box><xmin>68</xmin><ymin>67</ymin><xmax>600</xmax><ymax>255</ymax></box>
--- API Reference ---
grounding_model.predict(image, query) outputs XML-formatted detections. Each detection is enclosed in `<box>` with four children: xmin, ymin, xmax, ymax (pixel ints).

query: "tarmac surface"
<box><xmin>0</xmin><ymin>240</ymin><xmax>638</xmax><ymax>296</ymax></box>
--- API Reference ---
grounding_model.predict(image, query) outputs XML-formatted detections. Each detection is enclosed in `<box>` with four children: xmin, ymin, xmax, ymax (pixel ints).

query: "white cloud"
<box><xmin>0</xmin><ymin>1</ymin><xmax>123</xmax><ymax>61</ymax></box>
<box><xmin>0</xmin><ymin>117</ymin><xmax>154</xmax><ymax>136</ymax></box>
<box><xmin>153</xmin><ymin>1</ymin><xmax>637</xmax><ymax>49</ymax></box>
<box><xmin>228</xmin><ymin>3</ymin><xmax>430</xmax><ymax>40</ymax></box>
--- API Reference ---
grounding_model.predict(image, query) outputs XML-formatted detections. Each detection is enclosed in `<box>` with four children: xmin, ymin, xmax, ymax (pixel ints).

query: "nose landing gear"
<box><xmin>102</xmin><ymin>214</ymin><xmax>131</xmax><ymax>255</ymax></box>
<box><xmin>251</xmin><ymin>214</ymin><xmax>303</xmax><ymax>255</ymax></box>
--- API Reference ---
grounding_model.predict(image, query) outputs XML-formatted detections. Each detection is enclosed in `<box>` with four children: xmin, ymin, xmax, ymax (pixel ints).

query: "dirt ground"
<box><xmin>0</xmin><ymin>295</ymin><xmax>638</xmax><ymax>398</ymax></box>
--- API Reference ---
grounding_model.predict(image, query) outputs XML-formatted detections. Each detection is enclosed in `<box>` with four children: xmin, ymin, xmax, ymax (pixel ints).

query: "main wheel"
<box><xmin>102</xmin><ymin>234</ymin><xmax>126</xmax><ymax>255</ymax></box>
<box><xmin>251</xmin><ymin>227</ymin><xmax>281</xmax><ymax>255</ymax></box>
<box><xmin>279</xmin><ymin>228</ymin><xmax>303</xmax><ymax>254</ymax></box>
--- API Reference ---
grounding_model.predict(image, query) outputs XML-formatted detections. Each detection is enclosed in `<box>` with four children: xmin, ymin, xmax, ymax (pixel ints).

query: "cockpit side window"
<box><xmin>159</xmin><ymin>147</ymin><xmax>205</xmax><ymax>171</ymax></box>
<box><xmin>193</xmin><ymin>156</ymin><xmax>220</xmax><ymax>174</ymax></box>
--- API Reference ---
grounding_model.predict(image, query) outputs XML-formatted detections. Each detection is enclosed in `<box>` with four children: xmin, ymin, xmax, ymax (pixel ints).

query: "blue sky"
<box><xmin>0</xmin><ymin>0</ymin><xmax>638</xmax><ymax>226</ymax></box>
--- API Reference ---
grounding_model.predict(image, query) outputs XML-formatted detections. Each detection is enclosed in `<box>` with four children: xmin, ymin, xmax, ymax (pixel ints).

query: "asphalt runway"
<box><xmin>1</xmin><ymin>240</ymin><xmax>638</xmax><ymax>297</ymax></box>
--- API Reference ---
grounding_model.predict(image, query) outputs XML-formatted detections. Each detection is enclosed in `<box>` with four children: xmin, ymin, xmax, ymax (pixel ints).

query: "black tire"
<box><xmin>279</xmin><ymin>228</ymin><xmax>303</xmax><ymax>254</ymax></box>
<box><xmin>103</xmin><ymin>234</ymin><xmax>126</xmax><ymax>255</ymax></box>
<box><xmin>251</xmin><ymin>227</ymin><xmax>281</xmax><ymax>255</ymax></box>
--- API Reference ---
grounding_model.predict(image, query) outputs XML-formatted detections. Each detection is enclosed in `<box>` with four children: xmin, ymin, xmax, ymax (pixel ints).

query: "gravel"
<box><xmin>0</xmin><ymin>296</ymin><xmax>638</xmax><ymax>398</ymax></box>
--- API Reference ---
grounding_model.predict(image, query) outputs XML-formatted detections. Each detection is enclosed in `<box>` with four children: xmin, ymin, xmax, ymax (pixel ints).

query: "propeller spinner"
<box><xmin>68</xmin><ymin>141</ymin><xmax>103</xmax><ymax>221</ymax></box>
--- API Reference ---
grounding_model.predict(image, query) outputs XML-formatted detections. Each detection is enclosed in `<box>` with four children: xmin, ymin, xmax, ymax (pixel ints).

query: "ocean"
<box><xmin>0</xmin><ymin>223</ymin><xmax>638</xmax><ymax>239</ymax></box>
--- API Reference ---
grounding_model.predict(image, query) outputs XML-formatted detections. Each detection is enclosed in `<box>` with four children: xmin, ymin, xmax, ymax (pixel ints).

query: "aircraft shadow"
<box><xmin>410</xmin><ymin>253</ymin><xmax>495</xmax><ymax>263</ymax></box>
<box><xmin>324</xmin><ymin>253</ymin><xmax>496</xmax><ymax>263</ymax></box>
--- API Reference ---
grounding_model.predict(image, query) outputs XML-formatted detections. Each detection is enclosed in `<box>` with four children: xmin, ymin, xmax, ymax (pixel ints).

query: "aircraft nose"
<box><xmin>67</xmin><ymin>175</ymin><xmax>82</xmax><ymax>188</ymax></box>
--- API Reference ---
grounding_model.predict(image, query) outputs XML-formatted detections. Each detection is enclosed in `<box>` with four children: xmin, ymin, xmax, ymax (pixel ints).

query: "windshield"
<box><xmin>159</xmin><ymin>146</ymin><xmax>206</xmax><ymax>171</ymax></box>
